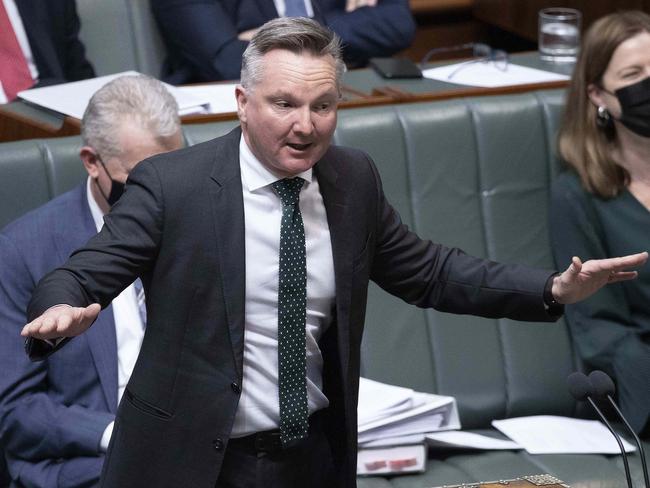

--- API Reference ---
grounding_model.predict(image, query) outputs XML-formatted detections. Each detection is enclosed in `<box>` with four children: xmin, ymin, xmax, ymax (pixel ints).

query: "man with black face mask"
<box><xmin>0</xmin><ymin>74</ymin><xmax>183</xmax><ymax>488</ymax></box>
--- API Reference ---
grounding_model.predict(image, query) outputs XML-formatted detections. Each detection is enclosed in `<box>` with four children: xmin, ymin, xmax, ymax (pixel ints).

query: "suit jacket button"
<box><xmin>213</xmin><ymin>438</ymin><xmax>224</xmax><ymax>451</ymax></box>
<box><xmin>231</xmin><ymin>382</ymin><xmax>241</xmax><ymax>394</ymax></box>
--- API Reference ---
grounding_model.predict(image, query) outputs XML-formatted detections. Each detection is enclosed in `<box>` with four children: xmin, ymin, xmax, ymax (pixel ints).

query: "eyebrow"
<box><xmin>267</xmin><ymin>88</ymin><xmax>339</xmax><ymax>102</ymax></box>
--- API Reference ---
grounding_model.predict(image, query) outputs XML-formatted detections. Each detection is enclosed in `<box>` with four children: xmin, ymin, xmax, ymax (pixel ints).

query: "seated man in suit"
<box><xmin>0</xmin><ymin>74</ymin><xmax>183</xmax><ymax>488</ymax></box>
<box><xmin>0</xmin><ymin>0</ymin><xmax>95</xmax><ymax>103</ymax></box>
<box><xmin>152</xmin><ymin>0</ymin><xmax>416</xmax><ymax>83</ymax></box>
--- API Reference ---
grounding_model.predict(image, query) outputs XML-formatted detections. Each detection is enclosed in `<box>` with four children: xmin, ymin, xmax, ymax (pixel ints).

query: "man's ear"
<box><xmin>235</xmin><ymin>85</ymin><xmax>248</xmax><ymax>124</ymax></box>
<box><xmin>80</xmin><ymin>147</ymin><xmax>100</xmax><ymax>178</ymax></box>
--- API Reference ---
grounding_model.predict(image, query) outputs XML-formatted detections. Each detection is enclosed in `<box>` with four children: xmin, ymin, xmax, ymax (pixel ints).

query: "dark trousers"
<box><xmin>216</xmin><ymin>412</ymin><xmax>336</xmax><ymax>488</ymax></box>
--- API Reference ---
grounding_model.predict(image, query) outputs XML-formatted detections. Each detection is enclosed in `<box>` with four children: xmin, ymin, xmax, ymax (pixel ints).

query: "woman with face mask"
<box><xmin>551</xmin><ymin>10</ymin><xmax>650</xmax><ymax>438</ymax></box>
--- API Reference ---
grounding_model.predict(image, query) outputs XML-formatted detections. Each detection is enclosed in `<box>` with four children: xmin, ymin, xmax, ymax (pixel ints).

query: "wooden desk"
<box><xmin>0</xmin><ymin>84</ymin><xmax>393</xmax><ymax>143</ymax></box>
<box><xmin>344</xmin><ymin>51</ymin><xmax>570</xmax><ymax>102</ymax></box>
<box><xmin>0</xmin><ymin>53</ymin><xmax>570</xmax><ymax>143</ymax></box>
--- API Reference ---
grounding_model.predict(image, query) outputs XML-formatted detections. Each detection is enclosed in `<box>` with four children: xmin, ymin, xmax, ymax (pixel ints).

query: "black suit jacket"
<box><xmin>16</xmin><ymin>0</ymin><xmax>95</xmax><ymax>87</ymax></box>
<box><xmin>28</xmin><ymin>128</ymin><xmax>559</xmax><ymax>487</ymax></box>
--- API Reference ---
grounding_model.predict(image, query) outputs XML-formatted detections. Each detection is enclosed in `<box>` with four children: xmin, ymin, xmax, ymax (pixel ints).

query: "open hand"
<box><xmin>552</xmin><ymin>252</ymin><xmax>648</xmax><ymax>304</ymax></box>
<box><xmin>21</xmin><ymin>303</ymin><xmax>101</xmax><ymax>340</ymax></box>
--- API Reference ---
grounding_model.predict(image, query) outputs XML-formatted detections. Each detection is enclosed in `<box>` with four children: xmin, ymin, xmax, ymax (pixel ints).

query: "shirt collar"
<box><xmin>86</xmin><ymin>176</ymin><xmax>105</xmax><ymax>232</ymax></box>
<box><xmin>239</xmin><ymin>134</ymin><xmax>312</xmax><ymax>193</ymax></box>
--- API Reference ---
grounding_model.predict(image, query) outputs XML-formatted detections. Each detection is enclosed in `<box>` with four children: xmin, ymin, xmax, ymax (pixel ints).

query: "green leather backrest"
<box><xmin>342</xmin><ymin>90</ymin><xmax>579</xmax><ymax>428</ymax></box>
<box><xmin>0</xmin><ymin>137</ymin><xmax>85</xmax><ymax>228</ymax></box>
<box><xmin>0</xmin><ymin>90</ymin><xmax>578</xmax><ymax>429</ymax></box>
<box><xmin>77</xmin><ymin>0</ymin><xmax>166</xmax><ymax>77</ymax></box>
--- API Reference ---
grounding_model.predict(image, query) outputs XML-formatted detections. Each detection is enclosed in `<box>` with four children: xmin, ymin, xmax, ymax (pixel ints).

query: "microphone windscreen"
<box><xmin>567</xmin><ymin>371</ymin><xmax>592</xmax><ymax>401</ymax></box>
<box><xmin>589</xmin><ymin>370</ymin><xmax>616</xmax><ymax>396</ymax></box>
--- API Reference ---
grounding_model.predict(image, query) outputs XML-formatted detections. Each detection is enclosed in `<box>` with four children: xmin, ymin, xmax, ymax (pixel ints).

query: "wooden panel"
<box><xmin>401</xmin><ymin>18</ymin><xmax>484</xmax><ymax>62</ymax></box>
<box><xmin>410</xmin><ymin>0</ymin><xmax>474</xmax><ymax>14</ymax></box>
<box><xmin>473</xmin><ymin>0</ymin><xmax>647</xmax><ymax>42</ymax></box>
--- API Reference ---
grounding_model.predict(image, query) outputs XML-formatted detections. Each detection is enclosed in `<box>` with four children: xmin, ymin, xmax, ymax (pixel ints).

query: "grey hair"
<box><xmin>81</xmin><ymin>74</ymin><xmax>180</xmax><ymax>160</ymax></box>
<box><xmin>240</xmin><ymin>17</ymin><xmax>346</xmax><ymax>90</ymax></box>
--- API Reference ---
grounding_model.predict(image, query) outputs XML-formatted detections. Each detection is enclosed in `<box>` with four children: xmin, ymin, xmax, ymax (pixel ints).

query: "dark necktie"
<box><xmin>0</xmin><ymin>2</ymin><xmax>33</xmax><ymax>101</ymax></box>
<box><xmin>284</xmin><ymin>0</ymin><xmax>308</xmax><ymax>17</ymax></box>
<box><xmin>272</xmin><ymin>177</ymin><xmax>308</xmax><ymax>446</ymax></box>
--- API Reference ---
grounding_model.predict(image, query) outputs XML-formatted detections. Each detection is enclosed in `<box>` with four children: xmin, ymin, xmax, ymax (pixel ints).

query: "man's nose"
<box><xmin>292</xmin><ymin>107</ymin><xmax>314</xmax><ymax>135</ymax></box>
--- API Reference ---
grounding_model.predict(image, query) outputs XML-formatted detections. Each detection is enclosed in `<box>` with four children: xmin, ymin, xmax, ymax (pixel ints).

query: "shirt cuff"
<box><xmin>543</xmin><ymin>272</ymin><xmax>564</xmax><ymax>316</ymax></box>
<box><xmin>100</xmin><ymin>421</ymin><xmax>114</xmax><ymax>452</ymax></box>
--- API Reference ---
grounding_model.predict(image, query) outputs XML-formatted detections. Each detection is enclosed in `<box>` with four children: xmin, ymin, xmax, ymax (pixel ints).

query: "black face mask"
<box><xmin>96</xmin><ymin>158</ymin><xmax>125</xmax><ymax>207</ymax></box>
<box><xmin>613</xmin><ymin>76</ymin><xmax>650</xmax><ymax>138</ymax></box>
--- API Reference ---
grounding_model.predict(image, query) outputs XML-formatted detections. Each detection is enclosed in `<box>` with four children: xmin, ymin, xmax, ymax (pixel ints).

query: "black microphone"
<box><xmin>567</xmin><ymin>372</ymin><xmax>634</xmax><ymax>488</ymax></box>
<box><xmin>589</xmin><ymin>370</ymin><xmax>649</xmax><ymax>488</ymax></box>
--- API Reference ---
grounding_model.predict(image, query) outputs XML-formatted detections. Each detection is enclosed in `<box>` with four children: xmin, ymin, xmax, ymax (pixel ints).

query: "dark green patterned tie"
<box><xmin>272</xmin><ymin>177</ymin><xmax>308</xmax><ymax>446</ymax></box>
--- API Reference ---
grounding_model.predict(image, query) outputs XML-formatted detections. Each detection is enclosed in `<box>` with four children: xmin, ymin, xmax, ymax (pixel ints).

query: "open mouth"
<box><xmin>287</xmin><ymin>142</ymin><xmax>312</xmax><ymax>151</ymax></box>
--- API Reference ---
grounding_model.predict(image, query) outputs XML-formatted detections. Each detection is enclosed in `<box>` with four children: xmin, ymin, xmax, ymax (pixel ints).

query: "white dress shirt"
<box><xmin>231</xmin><ymin>135</ymin><xmax>335</xmax><ymax>437</ymax></box>
<box><xmin>87</xmin><ymin>177</ymin><xmax>145</xmax><ymax>450</ymax></box>
<box><xmin>0</xmin><ymin>0</ymin><xmax>38</xmax><ymax>103</ymax></box>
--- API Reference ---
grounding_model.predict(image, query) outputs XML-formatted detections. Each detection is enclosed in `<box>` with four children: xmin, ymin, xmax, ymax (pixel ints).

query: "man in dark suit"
<box><xmin>21</xmin><ymin>18</ymin><xmax>648</xmax><ymax>488</ymax></box>
<box><xmin>152</xmin><ymin>0</ymin><xmax>416</xmax><ymax>83</ymax></box>
<box><xmin>0</xmin><ymin>75</ymin><xmax>182</xmax><ymax>488</ymax></box>
<box><xmin>0</xmin><ymin>0</ymin><xmax>95</xmax><ymax>102</ymax></box>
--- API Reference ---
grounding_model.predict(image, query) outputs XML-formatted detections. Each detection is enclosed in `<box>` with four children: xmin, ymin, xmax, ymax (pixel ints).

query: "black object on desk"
<box><xmin>369</xmin><ymin>57</ymin><xmax>422</xmax><ymax>79</ymax></box>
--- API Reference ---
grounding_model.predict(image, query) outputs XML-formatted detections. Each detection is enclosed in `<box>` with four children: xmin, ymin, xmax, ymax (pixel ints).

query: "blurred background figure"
<box><xmin>152</xmin><ymin>0</ymin><xmax>416</xmax><ymax>84</ymax></box>
<box><xmin>0</xmin><ymin>0</ymin><xmax>95</xmax><ymax>103</ymax></box>
<box><xmin>551</xmin><ymin>10</ymin><xmax>650</xmax><ymax>437</ymax></box>
<box><xmin>0</xmin><ymin>74</ymin><xmax>183</xmax><ymax>488</ymax></box>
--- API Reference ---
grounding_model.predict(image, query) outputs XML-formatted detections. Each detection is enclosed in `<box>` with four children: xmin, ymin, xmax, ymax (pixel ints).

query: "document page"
<box><xmin>176</xmin><ymin>84</ymin><xmax>239</xmax><ymax>115</ymax></box>
<box><xmin>422</xmin><ymin>63</ymin><xmax>569</xmax><ymax>88</ymax></box>
<box><xmin>18</xmin><ymin>71</ymin><xmax>210</xmax><ymax>119</ymax></box>
<box><xmin>492</xmin><ymin>415</ymin><xmax>636</xmax><ymax>454</ymax></box>
<box><xmin>426</xmin><ymin>430</ymin><xmax>522</xmax><ymax>450</ymax></box>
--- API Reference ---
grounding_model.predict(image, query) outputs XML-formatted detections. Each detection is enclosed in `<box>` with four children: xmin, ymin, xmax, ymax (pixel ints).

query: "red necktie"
<box><xmin>0</xmin><ymin>2</ymin><xmax>33</xmax><ymax>101</ymax></box>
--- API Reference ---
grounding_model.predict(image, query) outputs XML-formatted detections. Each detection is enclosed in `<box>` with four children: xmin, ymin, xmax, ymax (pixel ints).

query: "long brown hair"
<box><xmin>558</xmin><ymin>10</ymin><xmax>650</xmax><ymax>198</ymax></box>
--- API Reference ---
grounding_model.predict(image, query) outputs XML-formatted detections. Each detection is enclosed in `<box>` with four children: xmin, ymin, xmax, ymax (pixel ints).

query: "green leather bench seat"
<box><xmin>0</xmin><ymin>92</ymin><xmax>646</xmax><ymax>488</ymax></box>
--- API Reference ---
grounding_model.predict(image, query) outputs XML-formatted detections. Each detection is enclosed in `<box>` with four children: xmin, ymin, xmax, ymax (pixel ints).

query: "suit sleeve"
<box><xmin>321</xmin><ymin>0</ymin><xmax>416</xmax><ymax>66</ymax></box>
<box><xmin>28</xmin><ymin>160</ymin><xmax>164</xmax><ymax>321</ymax></box>
<box><xmin>4</xmin><ymin>454</ymin><xmax>103</xmax><ymax>488</ymax></box>
<box><xmin>152</xmin><ymin>0</ymin><xmax>247</xmax><ymax>82</ymax></box>
<box><xmin>61</xmin><ymin>0</ymin><xmax>95</xmax><ymax>80</ymax></box>
<box><xmin>0</xmin><ymin>233</ymin><xmax>113</xmax><ymax>472</ymax></box>
<box><xmin>365</xmin><ymin>154</ymin><xmax>559</xmax><ymax>322</ymax></box>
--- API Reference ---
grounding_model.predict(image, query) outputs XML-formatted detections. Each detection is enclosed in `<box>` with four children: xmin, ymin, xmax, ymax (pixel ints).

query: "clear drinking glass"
<box><xmin>538</xmin><ymin>8</ymin><xmax>581</xmax><ymax>63</ymax></box>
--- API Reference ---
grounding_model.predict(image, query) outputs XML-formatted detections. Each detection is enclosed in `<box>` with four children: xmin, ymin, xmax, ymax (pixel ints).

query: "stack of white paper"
<box><xmin>17</xmin><ymin>71</ymin><xmax>210</xmax><ymax>119</ymax></box>
<box><xmin>426</xmin><ymin>430</ymin><xmax>522</xmax><ymax>450</ymax></box>
<box><xmin>357</xmin><ymin>378</ymin><xmax>460</xmax><ymax>445</ymax></box>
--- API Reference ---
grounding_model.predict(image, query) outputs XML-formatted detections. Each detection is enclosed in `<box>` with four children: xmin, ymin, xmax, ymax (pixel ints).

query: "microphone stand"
<box><xmin>587</xmin><ymin>397</ymin><xmax>634</xmax><ymax>488</ymax></box>
<box><xmin>605</xmin><ymin>395</ymin><xmax>650</xmax><ymax>488</ymax></box>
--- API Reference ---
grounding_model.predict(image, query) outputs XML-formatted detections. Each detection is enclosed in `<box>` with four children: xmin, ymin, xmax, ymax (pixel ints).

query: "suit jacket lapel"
<box><xmin>54</xmin><ymin>183</ymin><xmax>119</xmax><ymax>412</ymax></box>
<box><xmin>315</xmin><ymin>156</ymin><xmax>351</xmax><ymax>386</ymax></box>
<box><xmin>209</xmin><ymin>128</ymin><xmax>247</xmax><ymax>380</ymax></box>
